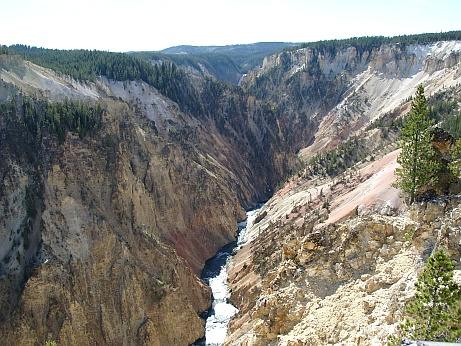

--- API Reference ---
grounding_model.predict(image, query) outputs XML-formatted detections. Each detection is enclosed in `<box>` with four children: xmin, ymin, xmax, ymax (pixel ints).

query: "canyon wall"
<box><xmin>1</xmin><ymin>38</ymin><xmax>461</xmax><ymax>345</ymax></box>
<box><xmin>227</xmin><ymin>40</ymin><xmax>461</xmax><ymax>345</ymax></box>
<box><xmin>0</xmin><ymin>56</ymin><xmax>290</xmax><ymax>345</ymax></box>
<box><xmin>243</xmin><ymin>40</ymin><xmax>461</xmax><ymax>158</ymax></box>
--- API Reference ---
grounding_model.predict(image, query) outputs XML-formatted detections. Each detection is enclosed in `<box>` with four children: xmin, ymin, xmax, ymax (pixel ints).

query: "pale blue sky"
<box><xmin>1</xmin><ymin>0</ymin><xmax>460</xmax><ymax>51</ymax></box>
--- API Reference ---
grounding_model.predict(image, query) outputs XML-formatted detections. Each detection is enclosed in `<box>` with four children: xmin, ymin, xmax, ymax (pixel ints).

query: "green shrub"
<box><xmin>388</xmin><ymin>249</ymin><xmax>461</xmax><ymax>344</ymax></box>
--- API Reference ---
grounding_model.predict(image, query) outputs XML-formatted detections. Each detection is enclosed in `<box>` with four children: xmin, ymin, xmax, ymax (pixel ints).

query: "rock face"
<box><xmin>224</xmin><ymin>74</ymin><xmax>461</xmax><ymax>344</ymax></box>
<box><xmin>243</xmin><ymin>40</ymin><xmax>461</xmax><ymax>159</ymax></box>
<box><xmin>1</xmin><ymin>38</ymin><xmax>461</xmax><ymax>345</ymax></box>
<box><xmin>226</xmin><ymin>149</ymin><xmax>461</xmax><ymax>345</ymax></box>
<box><xmin>0</xmin><ymin>99</ymin><xmax>212</xmax><ymax>345</ymax></box>
<box><xmin>0</xmin><ymin>56</ymin><xmax>290</xmax><ymax>345</ymax></box>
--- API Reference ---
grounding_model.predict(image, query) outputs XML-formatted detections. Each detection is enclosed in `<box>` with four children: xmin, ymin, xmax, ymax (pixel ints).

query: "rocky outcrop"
<box><xmin>227</xmin><ymin>184</ymin><xmax>461</xmax><ymax>345</ymax></box>
<box><xmin>226</xmin><ymin>135</ymin><xmax>461</xmax><ymax>345</ymax></box>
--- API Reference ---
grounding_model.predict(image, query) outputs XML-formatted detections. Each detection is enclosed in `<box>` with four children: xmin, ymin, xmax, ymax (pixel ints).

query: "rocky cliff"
<box><xmin>0</xmin><ymin>54</ymin><xmax>291</xmax><ymax>345</ymax></box>
<box><xmin>242</xmin><ymin>40</ymin><xmax>461</xmax><ymax>159</ymax></box>
<box><xmin>1</xmin><ymin>36</ymin><xmax>461</xmax><ymax>346</ymax></box>
<box><xmin>226</xmin><ymin>150</ymin><xmax>461</xmax><ymax>345</ymax></box>
<box><xmin>225</xmin><ymin>39</ymin><xmax>461</xmax><ymax>345</ymax></box>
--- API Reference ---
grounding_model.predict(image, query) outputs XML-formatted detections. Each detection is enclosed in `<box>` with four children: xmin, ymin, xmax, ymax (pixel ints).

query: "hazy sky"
<box><xmin>2</xmin><ymin>0</ymin><xmax>460</xmax><ymax>51</ymax></box>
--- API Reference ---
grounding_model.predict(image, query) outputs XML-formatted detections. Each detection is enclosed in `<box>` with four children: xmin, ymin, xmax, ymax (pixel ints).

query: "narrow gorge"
<box><xmin>195</xmin><ymin>207</ymin><xmax>261</xmax><ymax>345</ymax></box>
<box><xmin>1</xmin><ymin>31</ymin><xmax>461</xmax><ymax>346</ymax></box>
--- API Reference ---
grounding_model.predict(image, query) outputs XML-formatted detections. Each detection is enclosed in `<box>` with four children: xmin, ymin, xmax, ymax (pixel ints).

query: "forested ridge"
<box><xmin>1</xmin><ymin>32</ymin><xmax>460</xmax><ymax>159</ymax></box>
<box><xmin>1</xmin><ymin>94</ymin><xmax>104</xmax><ymax>143</ymax></box>
<box><xmin>6</xmin><ymin>45</ymin><xmax>179</xmax><ymax>84</ymax></box>
<box><xmin>292</xmin><ymin>30</ymin><xmax>461</xmax><ymax>55</ymax></box>
<box><xmin>0</xmin><ymin>45</ymin><xmax>285</xmax><ymax>159</ymax></box>
<box><xmin>2</xmin><ymin>45</ymin><xmax>203</xmax><ymax>115</ymax></box>
<box><xmin>3</xmin><ymin>30</ymin><xmax>460</xmax><ymax>87</ymax></box>
<box><xmin>160</xmin><ymin>42</ymin><xmax>296</xmax><ymax>73</ymax></box>
<box><xmin>132</xmin><ymin>51</ymin><xmax>242</xmax><ymax>84</ymax></box>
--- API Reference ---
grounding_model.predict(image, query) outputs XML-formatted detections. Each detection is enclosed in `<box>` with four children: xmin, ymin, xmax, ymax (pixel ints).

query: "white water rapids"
<box><xmin>197</xmin><ymin>207</ymin><xmax>262</xmax><ymax>346</ymax></box>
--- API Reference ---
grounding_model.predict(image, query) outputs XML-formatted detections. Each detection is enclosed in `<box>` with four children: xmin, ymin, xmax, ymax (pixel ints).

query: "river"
<box><xmin>194</xmin><ymin>207</ymin><xmax>262</xmax><ymax>346</ymax></box>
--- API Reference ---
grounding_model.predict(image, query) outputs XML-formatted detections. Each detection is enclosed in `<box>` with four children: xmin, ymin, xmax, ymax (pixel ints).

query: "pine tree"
<box><xmin>396</xmin><ymin>84</ymin><xmax>440</xmax><ymax>203</ymax></box>
<box><xmin>389</xmin><ymin>249</ymin><xmax>461</xmax><ymax>344</ymax></box>
<box><xmin>449</xmin><ymin>138</ymin><xmax>461</xmax><ymax>177</ymax></box>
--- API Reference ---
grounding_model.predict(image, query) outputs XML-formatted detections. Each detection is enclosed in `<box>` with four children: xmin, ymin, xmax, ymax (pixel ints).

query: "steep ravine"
<box><xmin>194</xmin><ymin>207</ymin><xmax>262</xmax><ymax>345</ymax></box>
<box><xmin>242</xmin><ymin>40</ymin><xmax>461</xmax><ymax>159</ymax></box>
<box><xmin>1</xmin><ymin>37</ymin><xmax>461</xmax><ymax>345</ymax></box>
<box><xmin>0</xmin><ymin>56</ymin><xmax>290</xmax><ymax>345</ymax></box>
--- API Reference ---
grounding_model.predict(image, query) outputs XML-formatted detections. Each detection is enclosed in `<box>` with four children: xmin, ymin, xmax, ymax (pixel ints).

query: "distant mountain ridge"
<box><xmin>133</xmin><ymin>42</ymin><xmax>297</xmax><ymax>84</ymax></box>
<box><xmin>161</xmin><ymin>42</ymin><xmax>296</xmax><ymax>58</ymax></box>
<box><xmin>7</xmin><ymin>32</ymin><xmax>461</xmax><ymax>85</ymax></box>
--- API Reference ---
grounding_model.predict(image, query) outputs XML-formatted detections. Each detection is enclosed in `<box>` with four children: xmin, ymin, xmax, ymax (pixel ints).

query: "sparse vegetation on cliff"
<box><xmin>443</xmin><ymin>113</ymin><xmax>461</xmax><ymax>138</ymax></box>
<box><xmin>307</xmin><ymin>137</ymin><xmax>368</xmax><ymax>177</ymax></box>
<box><xmin>388</xmin><ymin>249</ymin><xmax>461</xmax><ymax>344</ymax></box>
<box><xmin>449</xmin><ymin>139</ymin><xmax>461</xmax><ymax>177</ymax></box>
<box><xmin>391</xmin><ymin>84</ymin><xmax>461</xmax><ymax>202</ymax></box>
<box><xmin>396</xmin><ymin>85</ymin><xmax>440</xmax><ymax>203</ymax></box>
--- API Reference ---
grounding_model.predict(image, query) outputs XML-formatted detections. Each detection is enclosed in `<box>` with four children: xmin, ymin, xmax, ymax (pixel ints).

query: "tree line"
<box><xmin>5</xmin><ymin>45</ymin><xmax>203</xmax><ymax>116</ymax></box>
<box><xmin>1</xmin><ymin>95</ymin><xmax>104</xmax><ymax>143</ymax></box>
<box><xmin>293</xmin><ymin>30</ymin><xmax>461</xmax><ymax>56</ymax></box>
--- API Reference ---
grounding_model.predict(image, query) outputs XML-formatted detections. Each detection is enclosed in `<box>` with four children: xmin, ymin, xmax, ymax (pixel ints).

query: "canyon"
<box><xmin>224</xmin><ymin>39</ymin><xmax>461</xmax><ymax>345</ymax></box>
<box><xmin>0</xmin><ymin>34</ymin><xmax>461</xmax><ymax>345</ymax></box>
<box><xmin>0</xmin><ymin>53</ymin><xmax>291</xmax><ymax>345</ymax></box>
